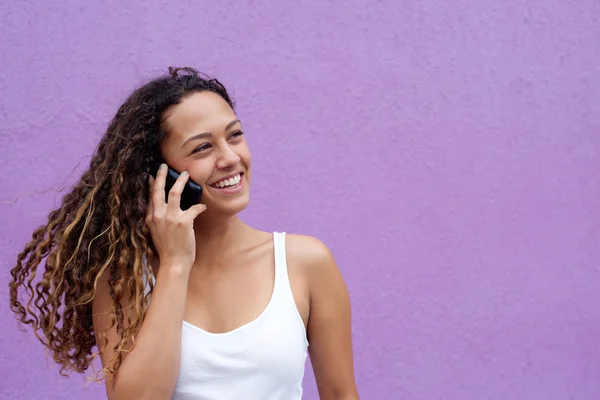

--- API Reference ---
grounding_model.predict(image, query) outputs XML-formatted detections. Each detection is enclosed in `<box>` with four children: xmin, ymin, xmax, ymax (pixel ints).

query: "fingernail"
<box><xmin>160</xmin><ymin>164</ymin><xmax>167</xmax><ymax>171</ymax></box>
<box><xmin>182</xmin><ymin>171</ymin><xmax>188</xmax><ymax>177</ymax></box>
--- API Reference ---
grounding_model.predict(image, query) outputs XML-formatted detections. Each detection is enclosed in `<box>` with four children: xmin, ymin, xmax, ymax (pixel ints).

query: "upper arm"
<box><xmin>288</xmin><ymin>235</ymin><xmax>359</xmax><ymax>399</ymax></box>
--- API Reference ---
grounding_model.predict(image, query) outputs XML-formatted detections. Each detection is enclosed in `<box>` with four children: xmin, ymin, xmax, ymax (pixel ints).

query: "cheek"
<box><xmin>189</xmin><ymin>162</ymin><xmax>214</xmax><ymax>186</ymax></box>
<box><xmin>244</xmin><ymin>151</ymin><xmax>251</xmax><ymax>185</ymax></box>
<box><xmin>240</xmin><ymin>144</ymin><xmax>251</xmax><ymax>167</ymax></box>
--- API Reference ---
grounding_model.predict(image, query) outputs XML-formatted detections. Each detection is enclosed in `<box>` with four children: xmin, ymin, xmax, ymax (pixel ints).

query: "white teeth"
<box><xmin>215</xmin><ymin>174</ymin><xmax>241</xmax><ymax>188</ymax></box>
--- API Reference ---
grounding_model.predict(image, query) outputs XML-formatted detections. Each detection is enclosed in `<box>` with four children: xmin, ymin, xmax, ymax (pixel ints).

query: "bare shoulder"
<box><xmin>284</xmin><ymin>233</ymin><xmax>336</xmax><ymax>271</ymax></box>
<box><xmin>284</xmin><ymin>234</ymin><xmax>346</xmax><ymax>297</ymax></box>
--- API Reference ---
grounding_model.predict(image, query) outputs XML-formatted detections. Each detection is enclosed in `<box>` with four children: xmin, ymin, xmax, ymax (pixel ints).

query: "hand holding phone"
<box><xmin>146</xmin><ymin>161</ymin><xmax>206</xmax><ymax>271</ymax></box>
<box><xmin>150</xmin><ymin>158</ymin><xmax>203</xmax><ymax>211</ymax></box>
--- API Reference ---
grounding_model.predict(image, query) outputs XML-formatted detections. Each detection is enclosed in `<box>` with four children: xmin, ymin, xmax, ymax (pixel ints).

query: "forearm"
<box><xmin>111</xmin><ymin>266</ymin><xmax>188</xmax><ymax>400</ymax></box>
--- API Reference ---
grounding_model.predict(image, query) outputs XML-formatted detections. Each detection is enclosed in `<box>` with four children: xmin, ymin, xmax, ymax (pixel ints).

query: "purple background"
<box><xmin>1</xmin><ymin>1</ymin><xmax>599</xmax><ymax>399</ymax></box>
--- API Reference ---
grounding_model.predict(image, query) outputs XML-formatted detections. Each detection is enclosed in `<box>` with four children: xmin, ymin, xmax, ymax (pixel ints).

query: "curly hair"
<box><xmin>8</xmin><ymin>66</ymin><xmax>234</xmax><ymax>380</ymax></box>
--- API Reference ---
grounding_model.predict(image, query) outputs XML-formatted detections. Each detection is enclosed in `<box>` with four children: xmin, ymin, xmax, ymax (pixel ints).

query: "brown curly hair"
<box><xmin>8</xmin><ymin>66</ymin><xmax>234</xmax><ymax>380</ymax></box>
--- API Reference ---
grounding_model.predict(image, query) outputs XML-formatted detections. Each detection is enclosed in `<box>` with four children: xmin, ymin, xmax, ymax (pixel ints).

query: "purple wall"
<box><xmin>1</xmin><ymin>1</ymin><xmax>599</xmax><ymax>399</ymax></box>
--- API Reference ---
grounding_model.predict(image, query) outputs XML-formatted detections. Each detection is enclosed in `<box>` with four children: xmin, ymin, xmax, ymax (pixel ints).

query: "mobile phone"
<box><xmin>150</xmin><ymin>158</ymin><xmax>203</xmax><ymax>211</ymax></box>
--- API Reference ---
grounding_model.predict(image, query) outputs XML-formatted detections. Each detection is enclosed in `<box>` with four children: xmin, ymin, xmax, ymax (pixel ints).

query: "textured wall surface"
<box><xmin>1</xmin><ymin>1</ymin><xmax>599</xmax><ymax>399</ymax></box>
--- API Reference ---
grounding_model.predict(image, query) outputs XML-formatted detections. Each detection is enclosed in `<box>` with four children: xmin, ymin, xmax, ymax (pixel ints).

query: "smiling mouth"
<box><xmin>210</xmin><ymin>173</ymin><xmax>243</xmax><ymax>190</ymax></box>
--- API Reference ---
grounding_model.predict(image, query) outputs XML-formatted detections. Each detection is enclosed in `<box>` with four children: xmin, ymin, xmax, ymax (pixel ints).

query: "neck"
<box><xmin>192</xmin><ymin>213</ymin><xmax>249</xmax><ymax>262</ymax></box>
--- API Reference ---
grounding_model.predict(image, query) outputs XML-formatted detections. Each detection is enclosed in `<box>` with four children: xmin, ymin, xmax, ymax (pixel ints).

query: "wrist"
<box><xmin>156</xmin><ymin>262</ymin><xmax>191</xmax><ymax>280</ymax></box>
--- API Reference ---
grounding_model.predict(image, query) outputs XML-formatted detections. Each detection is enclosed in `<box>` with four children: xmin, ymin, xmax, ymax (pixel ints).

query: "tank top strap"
<box><xmin>271</xmin><ymin>232</ymin><xmax>308</xmax><ymax>346</ymax></box>
<box><xmin>272</xmin><ymin>231</ymin><xmax>294</xmax><ymax>302</ymax></box>
<box><xmin>273</xmin><ymin>232</ymin><xmax>288</xmax><ymax>282</ymax></box>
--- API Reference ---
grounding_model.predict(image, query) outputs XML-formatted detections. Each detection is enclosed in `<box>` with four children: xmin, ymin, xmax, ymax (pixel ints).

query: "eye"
<box><xmin>229</xmin><ymin>130</ymin><xmax>244</xmax><ymax>139</ymax></box>
<box><xmin>192</xmin><ymin>143</ymin><xmax>212</xmax><ymax>153</ymax></box>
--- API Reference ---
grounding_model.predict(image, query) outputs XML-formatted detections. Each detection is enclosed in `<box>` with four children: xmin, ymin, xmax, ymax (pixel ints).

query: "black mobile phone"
<box><xmin>150</xmin><ymin>159</ymin><xmax>202</xmax><ymax>211</ymax></box>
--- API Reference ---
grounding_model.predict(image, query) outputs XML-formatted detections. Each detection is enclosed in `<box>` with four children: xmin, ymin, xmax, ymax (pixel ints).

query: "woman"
<box><xmin>9</xmin><ymin>67</ymin><xmax>359</xmax><ymax>399</ymax></box>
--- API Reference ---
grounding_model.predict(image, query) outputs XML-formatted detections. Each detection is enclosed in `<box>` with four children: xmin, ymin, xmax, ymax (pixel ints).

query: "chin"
<box><xmin>207</xmin><ymin>194</ymin><xmax>250</xmax><ymax>217</ymax></box>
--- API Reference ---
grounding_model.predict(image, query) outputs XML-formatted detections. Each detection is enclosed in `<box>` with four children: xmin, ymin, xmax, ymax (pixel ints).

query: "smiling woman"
<box><xmin>8</xmin><ymin>67</ymin><xmax>359</xmax><ymax>400</ymax></box>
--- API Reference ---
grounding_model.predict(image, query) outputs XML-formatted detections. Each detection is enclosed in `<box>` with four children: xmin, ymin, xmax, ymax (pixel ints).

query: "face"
<box><xmin>160</xmin><ymin>91</ymin><xmax>251</xmax><ymax>216</ymax></box>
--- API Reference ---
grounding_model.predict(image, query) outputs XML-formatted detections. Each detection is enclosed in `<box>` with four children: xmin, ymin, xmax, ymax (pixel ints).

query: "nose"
<box><xmin>216</xmin><ymin>143</ymin><xmax>241</xmax><ymax>169</ymax></box>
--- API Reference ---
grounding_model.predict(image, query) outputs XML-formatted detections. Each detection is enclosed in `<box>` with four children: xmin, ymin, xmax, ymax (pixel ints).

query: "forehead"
<box><xmin>163</xmin><ymin>91</ymin><xmax>235</xmax><ymax>139</ymax></box>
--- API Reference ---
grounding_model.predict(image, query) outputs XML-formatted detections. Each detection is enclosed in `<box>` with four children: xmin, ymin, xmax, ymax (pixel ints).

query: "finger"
<box><xmin>185</xmin><ymin>203</ymin><xmax>207</xmax><ymax>220</ymax></box>
<box><xmin>152</xmin><ymin>164</ymin><xmax>168</xmax><ymax>209</ymax></box>
<box><xmin>167</xmin><ymin>170</ymin><xmax>190</xmax><ymax>212</ymax></box>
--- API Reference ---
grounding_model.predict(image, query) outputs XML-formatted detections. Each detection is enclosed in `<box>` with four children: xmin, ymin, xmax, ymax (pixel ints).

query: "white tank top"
<box><xmin>145</xmin><ymin>232</ymin><xmax>309</xmax><ymax>400</ymax></box>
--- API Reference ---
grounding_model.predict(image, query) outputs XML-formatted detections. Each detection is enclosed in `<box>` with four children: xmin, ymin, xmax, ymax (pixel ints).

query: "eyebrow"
<box><xmin>182</xmin><ymin>119</ymin><xmax>242</xmax><ymax>146</ymax></box>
